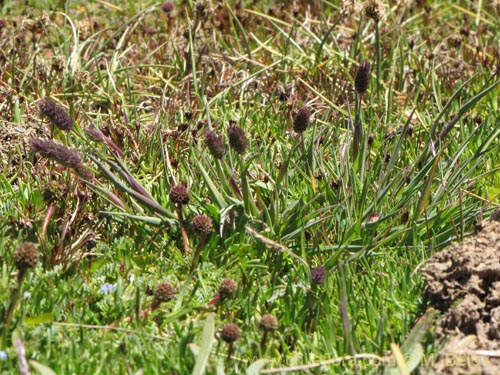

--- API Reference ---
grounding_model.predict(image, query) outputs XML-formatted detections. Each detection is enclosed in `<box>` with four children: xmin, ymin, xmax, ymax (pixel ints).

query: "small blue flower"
<box><xmin>0</xmin><ymin>350</ymin><xmax>7</xmax><ymax>360</ymax></box>
<box><xmin>100</xmin><ymin>283</ymin><xmax>116</xmax><ymax>294</ymax></box>
<box><xmin>23</xmin><ymin>292</ymin><xmax>31</xmax><ymax>299</ymax></box>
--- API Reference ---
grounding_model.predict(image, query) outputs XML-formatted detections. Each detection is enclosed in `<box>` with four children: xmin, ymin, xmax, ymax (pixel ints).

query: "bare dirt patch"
<box><xmin>422</xmin><ymin>218</ymin><xmax>500</xmax><ymax>374</ymax></box>
<box><xmin>0</xmin><ymin>120</ymin><xmax>47</xmax><ymax>174</ymax></box>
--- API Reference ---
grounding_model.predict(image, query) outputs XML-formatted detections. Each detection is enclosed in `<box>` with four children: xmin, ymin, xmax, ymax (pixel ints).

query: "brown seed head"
<box><xmin>31</xmin><ymin>139</ymin><xmax>82</xmax><ymax>168</ymax></box>
<box><xmin>73</xmin><ymin>163</ymin><xmax>95</xmax><ymax>181</ymax></box>
<box><xmin>86</xmin><ymin>127</ymin><xmax>107</xmax><ymax>143</ymax></box>
<box><xmin>363</xmin><ymin>0</ymin><xmax>385</xmax><ymax>22</ymax></box>
<box><xmin>355</xmin><ymin>61</ymin><xmax>371</xmax><ymax>94</ymax></box>
<box><xmin>220</xmin><ymin>323</ymin><xmax>241</xmax><ymax>343</ymax></box>
<box><xmin>153</xmin><ymin>282</ymin><xmax>176</xmax><ymax>305</ymax></box>
<box><xmin>169</xmin><ymin>185</ymin><xmax>189</xmax><ymax>205</ymax></box>
<box><xmin>259</xmin><ymin>314</ymin><xmax>278</xmax><ymax>332</ymax></box>
<box><xmin>14</xmin><ymin>242</ymin><xmax>40</xmax><ymax>270</ymax></box>
<box><xmin>162</xmin><ymin>1</ymin><xmax>174</xmax><ymax>13</ymax></box>
<box><xmin>219</xmin><ymin>278</ymin><xmax>237</xmax><ymax>299</ymax></box>
<box><xmin>310</xmin><ymin>266</ymin><xmax>327</xmax><ymax>285</ymax></box>
<box><xmin>491</xmin><ymin>210</ymin><xmax>500</xmax><ymax>222</ymax></box>
<box><xmin>227</xmin><ymin>125</ymin><xmax>248</xmax><ymax>154</ymax></box>
<box><xmin>192</xmin><ymin>215</ymin><xmax>213</xmax><ymax>235</ymax></box>
<box><xmin>205</xmin><ymin>130</ymin><xmax>225</xmax><ymax>159</ymax></box>
<box><xmin>293</xmin><ymin>107</ymin><xmax>311</xmax><ymax>133</ymax></box>
<box><xmin>39</xmin><ymin>99</ymin><xmax>74</xmax><ymax>132</ymax></box>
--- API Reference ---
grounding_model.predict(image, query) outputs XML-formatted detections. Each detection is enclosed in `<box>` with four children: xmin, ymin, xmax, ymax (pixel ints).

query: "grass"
<box><xmin>0</xmin><ymin>0</ymin><xmax>499</xmax><ymax>374</ymax></box>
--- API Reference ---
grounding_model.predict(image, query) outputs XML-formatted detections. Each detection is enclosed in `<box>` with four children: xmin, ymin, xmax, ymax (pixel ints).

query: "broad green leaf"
<box><xmin>29</xmin><ymin>360</ymin><xmax>57</xmax><ymax>375</ymax></box>
<box><xmin>406</xmin><ymin>343</ymin><xmax>424</xmax><ymax>373</ymax></box>
<box><xmin>390</xmin><ymin>342</ymin><xmax>409</xmax><ymax>375</ymax></box>
<box><xmin>25</xmin><ymin>313</ymin><xmax>54</xmax><ymax>325</ymax></box>
<box><xmin>246</xmin><ymin>359</ymin><xmax>268</xmax><ymax>375</ymax></box>
<box><xmin>191</xmin><ymin>313</ymin><xmax>215</xmax><ymax>375</ymax></box>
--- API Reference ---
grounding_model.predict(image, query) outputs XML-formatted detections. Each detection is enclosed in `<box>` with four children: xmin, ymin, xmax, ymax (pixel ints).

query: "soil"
<box><xmin>421</xmin><ymin>218</ymin><xmax>500</xmax><ymax>375</ymax></box>
<box><xmin>0</xmin><ymin>119</ymin><xmax>47</xmax><ymax>175</ymax></box>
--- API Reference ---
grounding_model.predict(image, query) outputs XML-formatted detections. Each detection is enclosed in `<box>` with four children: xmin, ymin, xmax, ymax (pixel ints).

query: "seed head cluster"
<box><xmin>355</xmin><ymin>61</ymin><xmax>371</xmax><ymax>94</ymax></box>
<box><xmin>259</xmin><ymin>314</ymin><xmax>278</xmax><ymax>332</ymax></box>
<box><xmin>31</xmin><ymin>139</ymin><xmax>81</xmax><ymax>168</ymax></box>
<box><xmin>293</xmin><ymin>107</ymin><xmax>311</xmax><ymax>133</ymax></box>
<box><xmin>191</xmin><ymin>215</ymin><xmax>213</xmax><ymax>235</ymax></box>
<box><xmin>39</xmin><ymin>98</ymin><xmax>74</xmax><ymax>132</ymax></box>
<box><xmin>14</xmin><ymin>242</ymin><xmax>40</xmax><ymax>271</ymax></box>
<box><xmin>219</xmin><ymin>278</ymin><xmax>237</xmax><ymax>299</ymax></box>
<box><xmin>169</xmin><ymin>185</ymin><xmax>190</xmax><ymax>205</ymax></box>
<box><xmin>161</xmin><ymin>1</ymin><xmax>174</xmax><ymax>13</ymax></box>
<box><xmin>153</xmin><ymin>282</ymin><xmax>176</xmax><ymax>305</ymax></box>
<box><xmin>220</xmin><ymin>323</ymin><xmax>241</xmax><ymax>343</ymax></box>
<box><xmin>85</xmin><ymin>127</ymin><xmax>107</xmax><ymax>143</ymax></box>
<box><xmin>363</xmin><ymin>0</ymin><xmax>385</xmax><ymax>22</ymax></box>
<box><xmin>491</xmin><ymin>210</ymin><xmax>500</xmax><ymax>222</ymax></box>
<box><xmin>205</xmin><ymin>130</ymin><xmax>225</xmax><ymax>159</ymax></box>
<box><xmin>310</xmin><ymin>266</ymin><xmax>327</xmax><ymax>285</ymax></box>
<box><xmin>31</xmin><ymin>139</ymin><xmax>94</xmax><ymax>180</ymax></box>
<box><xmin>227</xmin><ymin>125</ymin><xmax>248</xmax><ymax>154</ymax></box>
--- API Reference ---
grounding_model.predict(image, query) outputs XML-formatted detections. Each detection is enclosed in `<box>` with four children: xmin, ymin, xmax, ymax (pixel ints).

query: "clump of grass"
<box><xmin>1</xmin><ymin>0</ymin><xmax>499</xmax><ymax>373</ymax></box>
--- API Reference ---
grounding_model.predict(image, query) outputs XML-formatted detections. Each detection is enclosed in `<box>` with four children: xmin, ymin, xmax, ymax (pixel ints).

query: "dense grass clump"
<box><xmin>0</xmin><ymin>0</ymin><xmax>499</xmax><ymax>374</ymax></box>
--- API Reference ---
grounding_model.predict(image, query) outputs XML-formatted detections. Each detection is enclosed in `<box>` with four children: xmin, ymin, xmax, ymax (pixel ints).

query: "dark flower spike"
<box><xmin>85</xmin><ymin>127</ymin><xmax>107</xmax><ymax>143</ymax></box>
<box><xmin>227</xmin><ymin>125</ymin><xmax>248</xmax><ymax>154</ymax></box>
<box><xmin>73</xmin><ymin>163</ymin><xmax>95</xmax><ymax>181</ymax></box>
<box><xmin>204</xmin><ymin>130</ymin><xmax>225</xmax><ymax>159</ymax></box>
<box><xmin>39</xmin><ymin>98</ymin><xmax>74</xmax><ymax>132</ymax></box>
<box><xmin>293</xmin><ymin>107</ymin><xmax>311</xmax><ymax>133</ymax></box>
<box><xmin>31</xmin><ymin>139</ymin><xmax>94</xmax><ymax>181</ymax></box>
<box><xmin>355</xmin><ymin>61</ymin><xmax>371</xmax><ymax>94</ymax></box>
<box><xmin>31</xmin><ymin>138</ymin><xmax>82</xmax><ymax>168</ymax></box>
<box><xmin>85</xmin><ymin>127</ymin><xmax>125</xmax><ymax>158</ymax></box>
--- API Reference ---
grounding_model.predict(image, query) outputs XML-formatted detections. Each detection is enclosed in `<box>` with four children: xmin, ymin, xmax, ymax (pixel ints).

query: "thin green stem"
<box><xmin>2</xmin><ymin>270</ymin><xmax>27</xmax><ymax>344</ymax></box>
<box><xmin>375</xmin><ymin>22</ymin><xmax>382</xmax><ymax>104</ymax></box>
